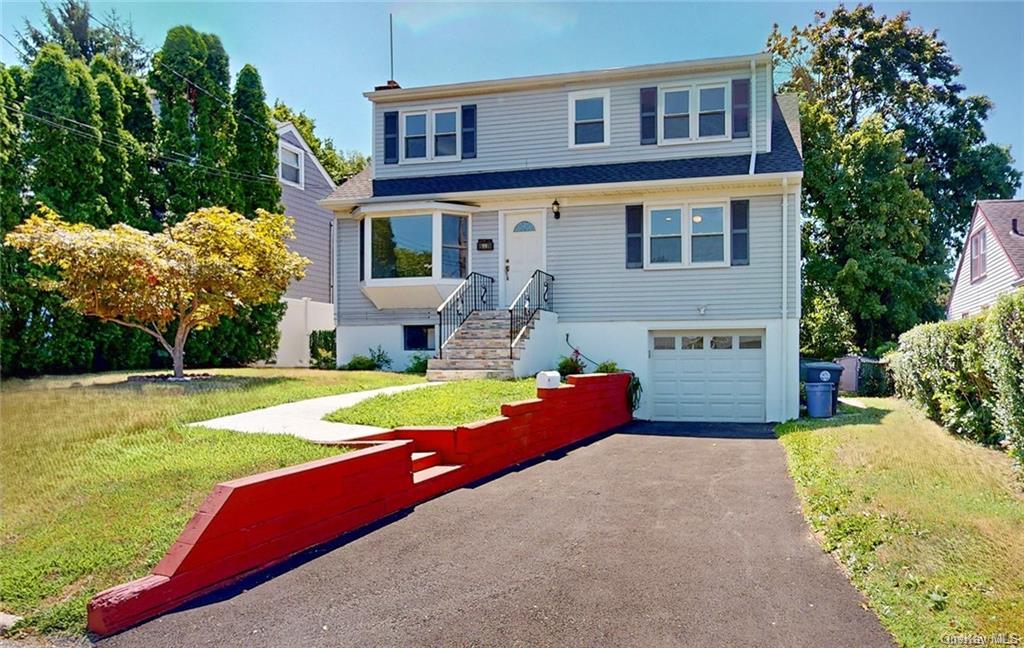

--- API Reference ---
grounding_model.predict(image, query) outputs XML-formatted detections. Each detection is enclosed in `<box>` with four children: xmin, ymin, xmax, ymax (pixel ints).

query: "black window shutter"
<box><xmin>383</xmin><ymin>111</ymin><xmax>398</xmax><ymax>164</ymax></box>
<box><xmin>732</xmin><ymin>79</ymin><xmax>750</xmax><ymax>139</ymax></box>
<box><xmin>461</xmin><ymin>104</ymin><xmax>477</xmax><ymax>159</ymax></box>
<box><xmin>626</xmin><ymin>204</ymin><xmax>644</xmax><ymax>268</ymax></box>
<box><xmin>730</xmin><ymin>200</ymin><xmax>750</xmax><ymax>266</ymax></box>
<box><xmin>359</xmin><ymin>218</ymin><xmax>366</xmax><ymax>280</ymax></box>
<box><xmin>640</xmin><ymin>87</ymin><xmax>657</xmax><ymax>145</ymax></box>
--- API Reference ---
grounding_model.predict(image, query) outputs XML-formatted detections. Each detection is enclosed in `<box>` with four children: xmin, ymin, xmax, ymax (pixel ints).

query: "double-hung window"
<box><xmin>441</xmin><ymin>213</ymin><xmax>468</xmax><ymax>279</ymax></box>
<box><xmin>278</xmin><ymin>141</ymin><xmax>303</xmax><ymax>188</ymax></box>
<box><xmin>568</xmin><ymin>89</ymin><xmax>610</xmax><ymax>148</ymax></box>
<box><xmin>644</xmin><ymin>202</ymin><xmax>730</xmax><ymax>268</ymax></box>
<box><xmin>658</xmin><ymin>81</ymin><xmax>732</xmax><ymax>144</ymax></box>
<box><xmin>970</xmin><ymin>228</ymin><xmax>987</xmax><ymax>281</ymax></box>
<box><xmin>401</xmin><ymin>108</ymin><xmax>458</xmax><ymax>162</ymax></box>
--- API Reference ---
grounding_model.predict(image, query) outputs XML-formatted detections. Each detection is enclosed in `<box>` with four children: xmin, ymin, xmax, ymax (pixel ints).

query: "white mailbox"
<box><xmin>535</xmin><ymin>371</ymin><xmax>561</xmax><ymax>389</ymax></box>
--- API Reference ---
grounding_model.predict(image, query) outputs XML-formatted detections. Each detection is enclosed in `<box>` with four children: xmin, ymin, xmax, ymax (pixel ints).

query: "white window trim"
<box><xmin>278</xmin><ymin>140</ymin><xmax>304</xmax><ymax>189</ymax></box>
<box><xmin>567</xmin><ymin>88</ymin><xmax>611</xmax><ymax>149</ymax></box>
<box><xmin>657</xmin><ymin>80</ymin><xmax>732</xmax><ymax>146</ymax></box>
<box><xmin>361</xmin><ymin>209</ymin><xmax>473</xmax><ymax>286</ymax></box>
<box><xmin>970</xmin><ymin>228</ymin><xmax>987</xmax><ymax>282</ymax></box>
<box><xmin>643</xmin><ymin>200</ymin><xmax>731</xmax><ymax>270</ymax></box>
<box><xmin>399</xmin><ymin>107</ymin><xmax>460</xmax><ymax>164</ymax></box>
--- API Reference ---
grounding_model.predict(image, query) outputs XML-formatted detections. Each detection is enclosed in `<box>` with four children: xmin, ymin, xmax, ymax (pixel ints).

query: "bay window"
<box><xmin>441</xmin><ymin>213</ymin><xmax>468</xmax><ymax>278</ymax></box>
<box><xmin>364</xmin><ymin>211</ymin><xmax>470</xmax><ymax>282</ymax></box>
<box><xmin>645</xmin><ymin>202</ymin><xmax>731</xmax><ymax>268</ymax></box>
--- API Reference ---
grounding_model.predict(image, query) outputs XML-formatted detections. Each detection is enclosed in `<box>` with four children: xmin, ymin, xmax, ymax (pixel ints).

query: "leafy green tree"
<box><xmin>16</xmin><ymin>0</ymin><xmax>151</xmax><ymax>74</ymax></box>
<box><xmin>768</xmin><ymin>5</ymin><xmax>1021</xmax><ymax>258</ymax></box>
<box><xmin>272</xmin><ymin>100</ymin><xmax>367</xmax><ymax>183</ymax></box>
<box><xmin>231</xmin><ymin>64</ymin><xmax>281</xmax><ymax>216</ymax></box>
<box><xmin>25</xmin><ymin>43</ymin><xmax>109</xmax><ymax>225</ymax></box>
<box><xmin>149</xmin><ymin>26</ymin><xmax>238</xmax><ymax>221</ymax></box>
<box><xmin>800</xmin><ymin>287</ymin><xmax>857</xmax><ymax>360</ymax></box>
<box><xmin>801</xmin><ymin>103</ymin><xmax>941</xmax><ymax>350</ymax></box>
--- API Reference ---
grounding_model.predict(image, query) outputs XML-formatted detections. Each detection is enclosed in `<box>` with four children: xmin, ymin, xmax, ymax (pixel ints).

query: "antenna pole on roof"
<box><xmin>389</xmin><ymin>13</ymin><xmax>394</xmax><ymax>82</ymax></box>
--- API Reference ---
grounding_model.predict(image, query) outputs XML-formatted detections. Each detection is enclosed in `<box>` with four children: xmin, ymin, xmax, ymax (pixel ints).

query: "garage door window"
<box><xmin>653</xmin><ymin>336</ymin><xmax>676</xmax><ymax>350</ymax></box>
<box><xmin>738</xmin><ymin>335</ymin><xmax>762</xmax><ymax>349</ymax></box>
<box><xmin>681</xmin><ymin>335</ymin><xmax>703</xmax><ymax>350</ymax></box>
<box><xmin>710</xmin><ymin>335</ymin><xmax>733</xmax><ymax>349</ymax></box>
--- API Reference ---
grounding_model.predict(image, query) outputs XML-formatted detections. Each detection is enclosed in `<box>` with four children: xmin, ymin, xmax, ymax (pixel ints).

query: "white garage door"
<box><xmin>649</xmin><ymin>330</ymin><xmax>766</xmax><ymax>423</ymax></box>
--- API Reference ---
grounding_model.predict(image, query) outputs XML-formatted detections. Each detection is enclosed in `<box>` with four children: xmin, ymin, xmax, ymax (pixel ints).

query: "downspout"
<box><xmin>748</xmin><ymin>59</ymin><xmax>757</xmax><ymax>175</ymax></box>
<box><xmin>781</xmin><ymin>176</ymin><xmax>789</xmax><ymax>417</ymax></box>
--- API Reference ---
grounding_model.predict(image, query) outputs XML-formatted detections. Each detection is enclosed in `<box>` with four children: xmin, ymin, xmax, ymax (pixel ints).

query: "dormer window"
<box><xmin>568</xmin><ymin>89</ymin><xmax>610</xmax><ymax>148</ymax></box>
<box><xmin>278</xmin><ymin>141</ymin><xmax>304</xmax><ymax>188</ymax></box>
<box><xmin>970</xmin><ymin>228</ymin><xmax>987</xmax><ymax>282</ymax></box>
<box><xmin>400</xmin><ymin>108</ymin><xmax>459</xmax><ymax>162</ymax></box>
<box><xmin>658</xmin><ymin>81</ymin><xmax>732</xmax><ymax>144</ymax></box>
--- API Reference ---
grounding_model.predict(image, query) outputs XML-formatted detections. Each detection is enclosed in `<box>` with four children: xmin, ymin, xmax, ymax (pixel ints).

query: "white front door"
<box><xmin>503</xmin><ymin>211</ymin><xmax>545</xmax><ymax>305</ymax></box>
<box><xmin>649</xmin><ymin>330</ymin><xmax>767</xmax><ymax>422</ymax></box>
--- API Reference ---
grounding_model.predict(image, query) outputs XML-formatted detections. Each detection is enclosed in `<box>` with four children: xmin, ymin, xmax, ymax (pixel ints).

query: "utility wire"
<box><xmin>1</xmin><ymin>33</ymin><xmax>27</xmax><ymax>59</ymax></box>
<box><xmin>8</xmin><ymin>105</ymin><xmax>278</xmax><ymax>186</ymax></box>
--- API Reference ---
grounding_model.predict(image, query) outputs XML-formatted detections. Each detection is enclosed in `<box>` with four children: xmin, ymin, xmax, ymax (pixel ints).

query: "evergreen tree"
<box><xmin>149</xmin><ymin>26</ymin><xmax>237</xmax><ymax>221</ymax></box>
<box><xmin>231</xmin><ymin>64</ymin><xmax>281</xmax><ymax>216</ymax></box>
<box><xmin>25</xmin><ymin>44</ymin><xmax>109</xmax><ymax>225</ymax></box>
<box><xmin>17</xmin><ymin>0</ymin><xmax>151</xmax><ymax>74</ymax></box>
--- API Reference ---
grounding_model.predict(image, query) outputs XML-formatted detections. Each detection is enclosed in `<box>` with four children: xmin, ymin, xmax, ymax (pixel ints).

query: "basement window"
<box><xmin>404</xmin><ymin>325</ymin><xmax>436</xmax><ymax>351</ymax></box>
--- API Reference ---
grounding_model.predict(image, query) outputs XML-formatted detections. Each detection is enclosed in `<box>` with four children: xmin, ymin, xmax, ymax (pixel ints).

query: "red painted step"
<box><xmin>412</xmin><ymin>463</ymin><xmax>462</xmax><ymax>484</ymax></box>
<box><xmin>411</xmin><ymin>451</ymin><xmax>440</xmax><ymax>472</ymax></box>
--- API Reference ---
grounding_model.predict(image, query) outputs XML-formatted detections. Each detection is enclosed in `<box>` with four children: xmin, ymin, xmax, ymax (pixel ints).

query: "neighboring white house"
<box><xmin>947</xmin><ymin>199</ymin><xmax>1024</xmax><ymax>319</ymax></box>
<box><xmin>321</xmin><ymin>53</ymin><xmax>804</xmax><ymax>423</ymax></box>
<box><xmin>271</xmin><ymin>122</ymin><xmax>338</xmax><ymax>366</ymax></box>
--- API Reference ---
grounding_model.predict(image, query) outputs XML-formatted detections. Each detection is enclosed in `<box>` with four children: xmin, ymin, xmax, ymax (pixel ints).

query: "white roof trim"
<box><xmin>320</xmin><ymin>170</ymin><xmax>802</xmax><ymax>211</ymax></box>
<box><xmin>366</xmin><ymin>52</ymin><xmax>772</xmax><ymax>103</ymax></box>
<box><xmin>276</xmin><ymin>122</ymin><xmax>337</xmax><ymax>190</ymax></box>
<box><xmin>352</xmin><ymin>201</ymin><xmax>480</xmax><ymax>217</ymax></box>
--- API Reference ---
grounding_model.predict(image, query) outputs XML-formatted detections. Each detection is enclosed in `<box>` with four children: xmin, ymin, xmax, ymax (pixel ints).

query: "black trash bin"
<box><xmin>801</xmin><ymin>360</ymin><xmax>844</xmax><ymax>416</ymax></box>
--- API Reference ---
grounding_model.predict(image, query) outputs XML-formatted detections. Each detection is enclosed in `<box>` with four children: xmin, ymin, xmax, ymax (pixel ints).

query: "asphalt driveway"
<box><xmin>100</xmin><ymin>421</ymin><xmax>892</xmax><ymax>647</ymax></box>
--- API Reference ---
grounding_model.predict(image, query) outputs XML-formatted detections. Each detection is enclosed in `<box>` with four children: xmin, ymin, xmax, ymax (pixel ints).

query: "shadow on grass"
<box><xmin>93</xmin><ymin>375</ymin><xmax>298</xmax><ymax>396</ymax></box>
<box><xmin>617</xmin><ymin>420</ymin><xmax>775</xmax><ymax>440</ymax></box>
<box><xmin>774</xmin><ymin>403</ymin><xmax>892</xmax><ymax>439</ymax></box>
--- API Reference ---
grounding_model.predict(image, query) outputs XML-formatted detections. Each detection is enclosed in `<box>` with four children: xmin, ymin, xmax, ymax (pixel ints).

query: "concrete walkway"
<box><xmin>190</xmin><ymin>382</ymin><xmax>442</xmax><ymax>443</ymax></box>
<box><xmin>102</xmin><ymin>421</ymin><xmax>892</xmax><ymax>647</ymax></box>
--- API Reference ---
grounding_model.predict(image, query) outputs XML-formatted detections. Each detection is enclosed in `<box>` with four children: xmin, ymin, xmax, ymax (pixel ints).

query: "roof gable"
<box><xmin>947</xmin><ymin>200</ymin><xmax>1024</xmax><ymax>316</ymax></box>
<box><xmin>275</xmin><ymin>122</ymin><xmax>337</xmax><ymax>190</ymax></box>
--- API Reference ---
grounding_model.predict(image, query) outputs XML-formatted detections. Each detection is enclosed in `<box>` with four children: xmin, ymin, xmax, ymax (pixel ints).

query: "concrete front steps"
<box><xmin>426</xmin><ymin>309</ymin><xmax>534</xmax><ymax>381</ymax></box>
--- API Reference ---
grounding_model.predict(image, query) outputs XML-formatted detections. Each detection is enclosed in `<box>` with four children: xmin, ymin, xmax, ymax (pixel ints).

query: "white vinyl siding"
<box><xmin>373</xmin><ymin>65</ymin><xmax>771</xmax><ymax>180</ymax></box>
<box><xmin>948</xmin><ymin>216</ymin><xmax>1021</xmax><ymax>318</ymax></box>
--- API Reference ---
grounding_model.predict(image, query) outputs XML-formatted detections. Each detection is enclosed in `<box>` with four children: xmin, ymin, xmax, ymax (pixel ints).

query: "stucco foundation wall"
<box><xmin>336</xmin><ymin>323</ymin><xmax>435</xmax><ymax>372</ymax></box>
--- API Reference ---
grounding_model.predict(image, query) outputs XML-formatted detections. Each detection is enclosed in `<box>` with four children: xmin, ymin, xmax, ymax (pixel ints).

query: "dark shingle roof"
<box><xmin>325</xmin><ymin>96</ymin><xmax>802</xmax><ymax>203</ymax></box>
<box><xmin>977</xmin><ymin>200</ymin><xmax>1024</xmax><ymax>277</ymax></box>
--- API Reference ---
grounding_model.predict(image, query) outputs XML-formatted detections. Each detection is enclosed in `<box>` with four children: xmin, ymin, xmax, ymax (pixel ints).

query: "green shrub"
<box><xmin>801</xmin><ymin>288</ymin><xmax>858</xmax><ymax>360</ymax></box>
<box><xmin>405</xmin><ymin>353</ymin><xmax>429</xmax><ymax>375</ymax></box>
<box><xmin>557</xmin><ymin>350</ymin><xmax>586</xmax><ymax>377</ymax></box>
<box><xmin>984</xmin><ymin>291</ymin><xmax>1024</xmax><ymax>460</ymax></box>
<box><xmin>857</xmin><ymin>359</ymin><xmax>891</xmax><ymax>397</ymax></box>
<box><xmin>343</xmin><ymin>354</ymin><xmax>377</xmax><ymax>371</ymax></box>
<box><xmin>308</xmin><ymin>330</ymin><xmax>335</xmax><ymax>369</ymax></box>
<box><xmin>368</xmin><ymin>345</ymin><xmax>392</xmax><ymax>371</ymax></box>
<box><xmin>892</xmin><ymin>316</ymin><xmax>996</xmax><ymax>444</ymax></box>
<box><xmin>594</xmin><ymin>360</ymin><xmax>620</xmax><ymax>373</ymax></box>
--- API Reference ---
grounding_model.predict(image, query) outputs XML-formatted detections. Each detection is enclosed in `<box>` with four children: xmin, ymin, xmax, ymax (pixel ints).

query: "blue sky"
<box><xmin>3</xmin><ymin>1</ymin><xmax>1022</xmax><ymax>192</ymax></box>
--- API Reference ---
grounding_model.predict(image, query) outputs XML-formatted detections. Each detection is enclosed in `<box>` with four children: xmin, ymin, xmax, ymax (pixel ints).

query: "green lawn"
<box><xmin>326</xmin><ymin>379</ymin><xmax>537</xmax><ymax>427</ymax></box>
<box><xmin>0</xmin><ymin>368</ymin><xmax>423</xmax><ymax>637</ymax></box>
<box><xmin>775</xmin><ymin>398</ymin><xmax>1024</xmax><ymax>645</ymax></box>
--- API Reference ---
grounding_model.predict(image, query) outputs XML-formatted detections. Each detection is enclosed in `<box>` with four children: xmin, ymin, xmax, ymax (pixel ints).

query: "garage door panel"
<box><xmin>649</xmin><ymin>330</ymin><xmax>766</xmax><ymax>423</ymax></box>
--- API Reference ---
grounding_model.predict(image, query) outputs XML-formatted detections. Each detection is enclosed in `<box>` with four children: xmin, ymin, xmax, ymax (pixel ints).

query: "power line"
<box><xmin>7</xmin><ymin>104</ymin><xmax>279</xmax><ymax>186</ymax></box>
<box><xmin>1</xmin><ymin>33</ymin><xmax>26</xmax><ymax>59</ymax></box>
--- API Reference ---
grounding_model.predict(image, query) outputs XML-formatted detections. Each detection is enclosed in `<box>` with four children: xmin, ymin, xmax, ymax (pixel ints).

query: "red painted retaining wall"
<box><xmin>87</xmin><ymin>373</ymin><xmax>632</xmax><ymax>636</ymax></box>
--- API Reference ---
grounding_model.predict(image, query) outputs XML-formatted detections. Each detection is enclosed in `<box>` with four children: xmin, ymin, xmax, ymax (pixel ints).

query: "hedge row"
<box><xmin>889</xmin><ymin>290</ymin><xmax>1023</xmax><ymax>457</ymax></box>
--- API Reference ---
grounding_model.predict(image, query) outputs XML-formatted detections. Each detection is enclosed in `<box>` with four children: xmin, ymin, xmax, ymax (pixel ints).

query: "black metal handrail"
<box><xmin>508</xmin><ymin>270</ymin><xmax>555</xmax><ymax>358</ymax></box>
<box><xmin>437</xmin><ymin>272</ymin><xmax>496</xmax><ymax>358</ymax></box>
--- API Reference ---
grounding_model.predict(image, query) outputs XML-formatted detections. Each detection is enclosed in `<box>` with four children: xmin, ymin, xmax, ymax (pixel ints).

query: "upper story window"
<box><xmin>568</xmin><ymin>89</ymin><xmax>610</xmax><ymax>148</ymax></box>
<box><xmin>365</xmin><ymin>211</ymin><xmax>469</xmax><ymax>282</ymax></box>
<box><xmin>278</xmin><ymin>141</ymin><xmax>304</xmax><ymax>188</ymax></box>
<box><xmin>645</xmin><ymin>202</ymin><xmax>730</xmax><ymax>268</ymax></box>
<box><xmin>658</xmin><ymin>81</ymin><xmax>732</xmax><ymax>144</ymax></box>
<box><xmin>970</xmin><ymin>228</ymin><xmax>987</xmax><ymax>282</ymax></box>
<box><xmin>401</xmin><ymin>108</ymin><xmax>459</xmax><ymax>163</ymax></box>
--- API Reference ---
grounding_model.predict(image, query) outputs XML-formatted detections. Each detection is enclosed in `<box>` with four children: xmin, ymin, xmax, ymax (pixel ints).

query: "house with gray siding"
<box><xmin>272</xmin><ymin>122</ymin><xmax>337</xmax><ymax>366</ymax></box>
<box><xmin>322</xmin><ymin>53</ymin><xmax>803</xmax><ymax>423</ymax></box>
<box><xmin>947</xmin><ymin>200</ymin><xmax>1024</xmax><ymax>319</ymax></box>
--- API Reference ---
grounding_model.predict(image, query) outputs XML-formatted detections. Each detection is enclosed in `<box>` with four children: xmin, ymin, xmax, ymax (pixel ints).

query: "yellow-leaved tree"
<box><xmin>5</xmin><ymin>206</ymin><xmax>308</xmax><ymax>379</ymax></box>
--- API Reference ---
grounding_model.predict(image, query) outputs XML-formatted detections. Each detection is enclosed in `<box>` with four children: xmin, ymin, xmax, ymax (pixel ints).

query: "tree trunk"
<box><xmin>171</xmin><ymin>343</ymin><xmax>185</xmax><ymax>379</ymax></box>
